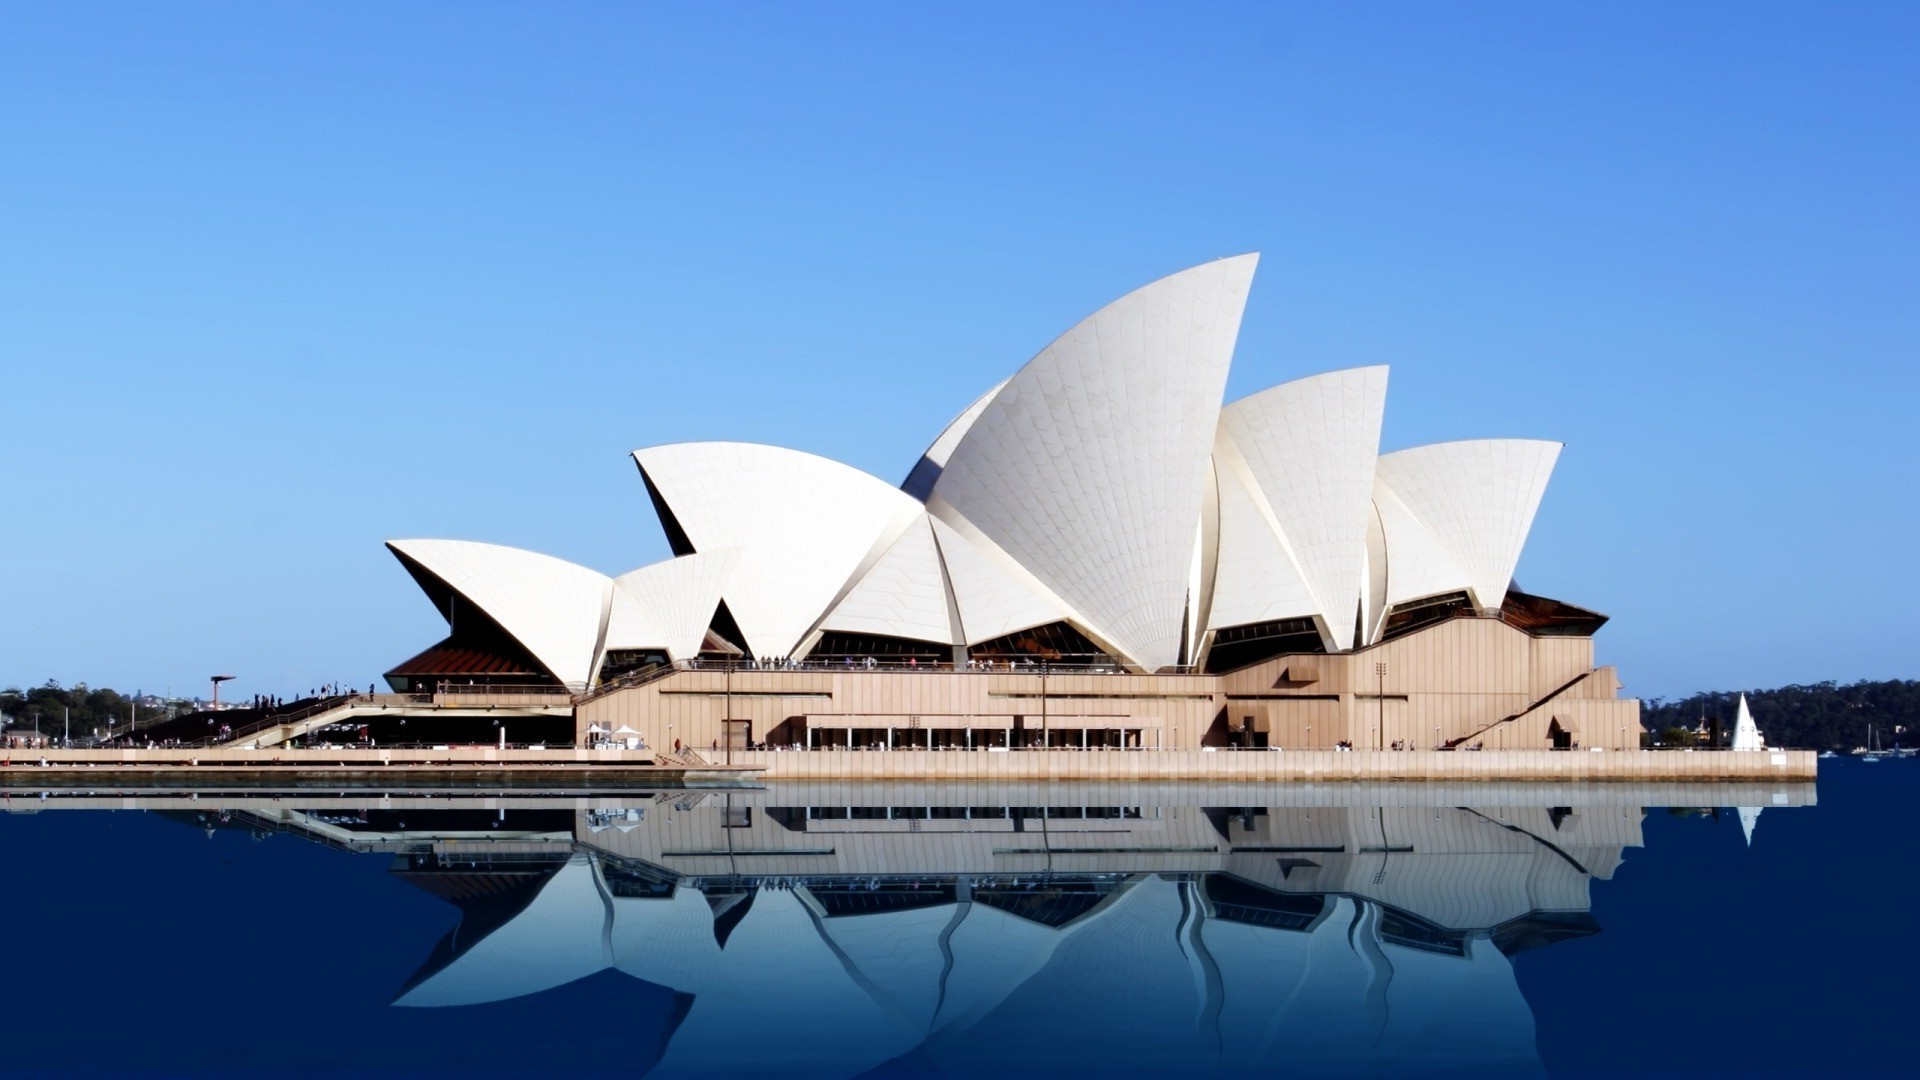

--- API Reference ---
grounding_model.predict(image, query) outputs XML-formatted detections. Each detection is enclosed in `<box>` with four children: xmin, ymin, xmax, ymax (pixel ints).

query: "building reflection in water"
<box><xmin>150</xmin><ymin>782</ymin><xmax>1813</xmax><ymax>1077</ymax></box>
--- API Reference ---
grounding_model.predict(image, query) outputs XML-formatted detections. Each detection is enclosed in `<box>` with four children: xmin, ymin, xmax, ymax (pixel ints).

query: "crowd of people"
<box><xmin>686</xmin><ymin>655</ymin><xmax>1126</xmax><ymax>673</ymax></box>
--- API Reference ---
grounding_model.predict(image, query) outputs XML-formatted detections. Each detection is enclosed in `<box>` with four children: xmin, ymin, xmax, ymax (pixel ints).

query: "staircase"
<box><xmin>1445</xmin><ymin>671</ymin><xmax>1593</xmax><ymax>749</ymax></box>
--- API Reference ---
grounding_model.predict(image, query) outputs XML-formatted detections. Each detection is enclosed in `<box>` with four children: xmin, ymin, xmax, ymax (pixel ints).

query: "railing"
<box><xmin>180</xmin><ymin>693</ymin><xmax>387</xmax><ymax>747</ymax></box>
<box><xmin>576</xmin><ymin>655</ymin><xmax>1201</xmax><ymax>705</ymax></box>
<box><xmin>575</xmin><ymin>660</ymin><xmax>705</xmax><ymax>705</ymax></box>
<box><xmin>1443</xmin><ymin>670</ymin><xmax>1594</xmax><ymax>750</ymax></box>
<box><xmin>431</xmin><ymin>681</ymin><xmax>571</xmax><ymax>697</ymax></box>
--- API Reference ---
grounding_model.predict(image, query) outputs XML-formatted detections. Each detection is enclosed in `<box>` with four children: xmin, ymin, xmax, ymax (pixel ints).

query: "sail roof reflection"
<box><xmin>16</xmin><ymin>783</ymin><xmax>1811</xmax><ymax>1077</ymax></box>
<box><xmin>255</xmin><ymin>783</ymin><xmax>1791</xmax><ymax>1077</ymax></box>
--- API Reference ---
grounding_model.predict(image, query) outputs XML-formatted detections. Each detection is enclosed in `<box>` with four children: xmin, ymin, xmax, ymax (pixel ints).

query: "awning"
<box><xmin>800</xmin><ymin>715</ymin><xmax>1162</xmax><ymax>730</ymax></box>
<box><xmin>805</xmin><ymin>715</ymin><xmax>1014</xmax><ymax>730</ymax></box>
<box><xmin>1024</xmin><ymin>715</ymin><xmax>1160</xmax><ymax>729</ymax></box>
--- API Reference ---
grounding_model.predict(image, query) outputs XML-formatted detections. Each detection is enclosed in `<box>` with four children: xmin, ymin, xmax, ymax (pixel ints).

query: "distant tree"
<box><xmin>1642</xmin><ymin>679</ymin><xmax>1920</xmax><ymax>750</ymax></box>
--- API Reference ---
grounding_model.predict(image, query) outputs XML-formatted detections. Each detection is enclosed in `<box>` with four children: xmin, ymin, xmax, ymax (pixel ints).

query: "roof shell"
<box><xmin>816</xmin><ymin>514</ymin><xmax>956</xmax><ymax>645</ymax></box>
<box><xmin>1204</xmin><ymin>440</ymin><xmax>1320</xmax><ymax>631</ymax></box>
<box><xmin>928</xmin><ymin>255</ymin><xmax>1258</xmax><ymax>670</ymax></box>
<box><xmin>1373</xmin><ymin>439</ymin><xmax>1561</xmax><ymax>612</ymax></box>
<box><xmin>633</xmin><ymin>441</ymin><xmax>923</xmax><ymax>657</ymax></box>
<box><xmin>902</xmin><ymin>378</ymin><xmax>1010</xmax><ymax>500</ymax></box>
<box><xmin>386</xmin><ymin>538</ymin><xmax>610</xmax><ymax>690</ymax></box>
<box><xmin>605</xmin><ymin>550</ymin><xmax>740</xmax><ymax>661</ymax></box>
<box><xmin>1370</xmin><ymin>480</ymin><xmax>1472</xmax><ymax>611</ymax></box>
<box><xmin>1218</xmin><ymin>366</ymin><xmax>1387</xmax><ymax>650</ymax></box>
<box><xmin>927</xmin><ymin>515</ymin><xmax>1073</xmax><ymax>646</ymax></box>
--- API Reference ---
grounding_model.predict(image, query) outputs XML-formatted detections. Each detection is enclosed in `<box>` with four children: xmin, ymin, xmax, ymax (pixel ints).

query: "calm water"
<box><xmin>3</xmin><ymin>762</ymin><xmax>1907</xmax><ymax>1078</ymax></box>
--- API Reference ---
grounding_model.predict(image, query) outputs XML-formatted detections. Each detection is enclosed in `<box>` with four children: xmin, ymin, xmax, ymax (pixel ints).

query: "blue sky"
<box><xmin>2</xmin><ymin>3</ymin><xmax>1914</xmax><ymax>702</ymax></box>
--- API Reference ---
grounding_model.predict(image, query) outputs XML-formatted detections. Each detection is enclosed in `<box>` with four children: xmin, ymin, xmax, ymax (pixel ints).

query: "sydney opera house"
<box><xmin>384</xmin><ymin>254</ymin><xmax>1642</xmax><ymax>753</ymax></box>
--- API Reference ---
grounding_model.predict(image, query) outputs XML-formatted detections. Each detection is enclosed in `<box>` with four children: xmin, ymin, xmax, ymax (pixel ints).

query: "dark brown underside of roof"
<box><xmin>386</xmin><ymin>638</ymin><xmax>543</xmax><ymax>678</ymax></box>
<box><xmin>1206</xmin><ymin>589</ymin><xmax>1610</xmax><ymax>675</ymax></box>
<box><xmin>1500</xmin><ymin>590</ymin><xmax>1610</xmax><ymax>637</ymax></box>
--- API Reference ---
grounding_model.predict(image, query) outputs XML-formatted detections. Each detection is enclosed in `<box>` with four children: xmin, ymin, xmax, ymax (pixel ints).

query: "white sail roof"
<box><xmin>1205</xmin><ymin>441</ymin><xmax>1319</xmax><ymax>632</ymax></box>
<box><xmin>1218</xmin><ymin>367</ymin><xmax>1387</xmax><ymax>650</ymax></box>
<box><xmin>1373</xmin><ymin>439</ymin><xmax>1561</xmax><ymax>612</ymax></box>
<box><xmin>928</xmin><ymin>515</ymin><xmax>1072</xmax><ymax>647</ymax></box>
<box><xmin>387</xmin><ymin>539</ymin><xmax>610</xmax><ymax>690</ymax></box>
<box><xmin>902</xmin><ymin>379</ymin><xmax>1010</xmax><ymax>500</ymax></box>
<box><xmin>604</xmin><ymin>551</ymin><xmax>740</xmax><ymax>661</ymax></box>
<box><xmin>633</xmin><ymin>442</ymin><xmax>923</xmax><ymax>657</ymax></box>
<box><xmin>928</xmin><ymin>255</ymin><xmax>1257</xmax><ymax>670</ymax></box>
<box><xmin>816</xmin><ymin>514</ymin><xmax>956</xmax><ymax>646</ymax></box>
<box><xmin>385</xmin><ymin>256</ymin><xmax>1597</xmax><ymax>673</ymax></box>
<box><xmin>1361</xmin><ymin>500</ymin><xmax>1390</xmax><ymax>645</ymax></box>
<box><xmin>1370</xmin><ymin>479</ymin><xmax>1473</xmax><ymax>609</ymax></box>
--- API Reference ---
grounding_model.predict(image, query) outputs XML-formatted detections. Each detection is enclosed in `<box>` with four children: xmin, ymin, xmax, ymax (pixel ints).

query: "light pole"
<box><xmin>1040</xmin><ymin>659</ymin><xmax>1049</xmax><ymax>751</ymax></box>
<box><xmin>1374</xmin><ymin>662</ymin><xmax>1387</xmax><ymax>751</ymax></box>
<box><xmin>210</xmin><ymin>674</ymin><xmax>236</xmax><ymax>712</ymax></box>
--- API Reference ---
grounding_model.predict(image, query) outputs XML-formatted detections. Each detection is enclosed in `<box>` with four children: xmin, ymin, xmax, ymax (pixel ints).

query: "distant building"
<box><xmin>383</xmin><ymin>255</ymin><xmax>1641</xmax><ymax>751</ymax></box>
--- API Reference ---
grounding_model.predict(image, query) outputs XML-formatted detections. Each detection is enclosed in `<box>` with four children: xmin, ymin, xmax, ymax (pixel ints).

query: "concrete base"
<box><xmin>0</xmin><ymin>746</ymin><xmax>762</xmax><ymax>789</ymax></box>
<box><xmin>0</xmin><ymin>746</ymin><xmax>1815</xmax><ymax>784</ymax></box>
<box><xmin>724</xmin><ymin>747</ymin><xmax>1817</xmax><ymax>782</ymax></box>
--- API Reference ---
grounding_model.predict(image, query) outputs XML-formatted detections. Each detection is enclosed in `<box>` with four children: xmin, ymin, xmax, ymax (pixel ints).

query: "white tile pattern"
<box><xmin>818</xmin><ymin>514</ymin><xmax>955</xmax><ymax>645</ymax></box>
<box><xmin>388</xmin><ymin>256</ymin><xmax>1580</xmax><ymax>673</ymax></box>
<box><xmin>929</xmin><ymin>255</ymin><xmax>1257</xmax><ymax>670</ymax></box>
<box><xmin>902</xmin><ymin>378</ymin><xmax>1011</xmax><ymax>498</ymax></box>
<box><xmin>927</xmin><ymin>514</ymin><xmax>1072</xmax><ymax>646</ymax></box>
<box><xmin>1374</xmin><ymin>440</ymin><xmax>1561</xmax><ymax>611</ymax></box>
<box><xmin>387</xmin><ymin>538</ymin><xmax>611</xmax><ymax>690</ymax></box>
<box><xmin>605</xmin><ymin>550</ymin><xmax>740</xmax><ymax>661</ymax></box>
<box><xmin>1370</xmin><ymin>480</ymin><xmax>1472</xmax><ymax>610</ymax></box>
<box><xmin>632</xmin><ymin>441</ymin><xmax>923</xmax><ymax>657</ymax></box>
<box><xmin>1204</xmin><ymin>443</ymin><xmax>1320</xmax><ymax>631</ymax></box>
<box><xmin>1218</xmin><ymin>367</ymin><xmax>1388</xmax><ymax>650</ymax></box>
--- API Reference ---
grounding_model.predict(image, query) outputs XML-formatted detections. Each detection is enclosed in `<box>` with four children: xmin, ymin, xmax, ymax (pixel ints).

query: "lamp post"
<box><xmin>210</xmin><ymin>674</ymin><xmax>236</xmax><ymax>712</ymax></box>
<box><xmin>1374</xmin><ymin>662</ymin><xmax>1387</xmax><ymax>751</ymax></box>
<box><xmin>1040</xmin><ymin>659</ymin><xmax>1050</xmax><ymax>751</ymax></box>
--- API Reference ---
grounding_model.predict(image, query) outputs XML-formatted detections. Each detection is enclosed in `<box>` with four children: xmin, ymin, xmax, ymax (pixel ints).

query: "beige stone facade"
<box><xmin>579</xmin><ymin>614</ymin><xmax>1643</xmax><ymax>757</ymax></box>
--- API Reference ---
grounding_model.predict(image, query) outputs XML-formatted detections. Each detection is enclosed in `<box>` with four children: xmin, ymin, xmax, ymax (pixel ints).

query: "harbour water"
<box><xmin>4</xmin><ymin>761</ymin><xmax>1906</xmax><ymax>1077</ymax></box>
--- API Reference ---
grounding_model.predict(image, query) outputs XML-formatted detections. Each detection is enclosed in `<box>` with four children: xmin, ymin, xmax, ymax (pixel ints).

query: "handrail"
<box><xmin>1444</xmin><ymin>670</ymin><xmax>1593</xmax><ymax>749</ymax></box>
<box><xmin>186</xmin><ymin>693</ymin><xmax>383</xmax><ymax>747</ymax></box>
<box><xmin>576</xmin><ymin>655</ymin><xmax>1199</xmax><ymax>705</ymax></box>
<box><xmin>575</xmin><ymin>660</ymin><xmax>703</xmax><ymax>705</ymax></box>
<box><xmin>432</xmin><ymin>681</ymin><xmax>571</xmax><ymax>697</ymax></box>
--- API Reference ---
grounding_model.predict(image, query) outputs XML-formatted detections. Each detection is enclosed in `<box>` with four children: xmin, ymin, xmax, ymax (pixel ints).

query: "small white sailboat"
<box><xmin>1863</xmin><ymin>724</ymin><xmax>1885</xmax><ymax>762</ymax></box>
<box><xmin>1730</xmin><ymin>694</ymin><xmax>1764</xmax><ymax>751</ymax></box>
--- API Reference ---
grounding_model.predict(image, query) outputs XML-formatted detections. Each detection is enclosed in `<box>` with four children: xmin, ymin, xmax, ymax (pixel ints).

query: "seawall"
<box><xmin>725</xmin><ymin>747</ymin><xmax>1818</xmax><ymax>782</ymax></box>
<box><xmin>0</xmin><ymin>746</ymin><xmax>1816</xmax><ymax>784</ymax></box>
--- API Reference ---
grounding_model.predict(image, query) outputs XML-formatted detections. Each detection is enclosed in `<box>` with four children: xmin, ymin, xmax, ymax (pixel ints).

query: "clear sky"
<box><xmin>2</xmin><ymin>3</ymin><xmax>1914</xmax><ymax>703</ymax></box>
